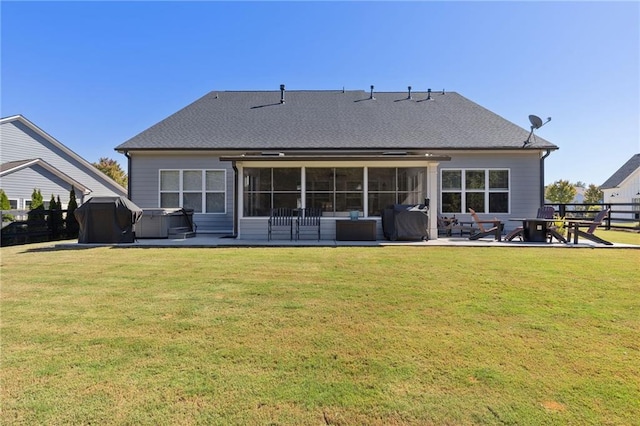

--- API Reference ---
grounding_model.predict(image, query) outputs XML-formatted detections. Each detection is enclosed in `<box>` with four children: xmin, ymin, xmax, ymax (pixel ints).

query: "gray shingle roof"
<box><xmin>116</xmin><ymin>90</ymin><xmax>558</xmax><ymax>152</ymax></box>
<box><xmin>600</xmin><ymin>153</ymin><xmax>640</xmax><ymax>188</ymax></box>
<box><xmin>0</xmin><ymin>159</ymin><xmax>37</xmax><ymax>173</ymax></box>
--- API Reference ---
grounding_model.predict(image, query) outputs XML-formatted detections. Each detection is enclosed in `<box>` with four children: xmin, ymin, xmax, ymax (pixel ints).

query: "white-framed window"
<box><xmin>8</xmin><ymin>199</ymin><xmax>18</xmax><ymax>209</ymax></box>
<box><xmin>441</xmin><ymin>169</ymin><xmax>510</xmax><ymax>214</ymax></box>
<box><xmin>159</xmin><ymin>169</ymin><xmax>226</xmax><ymax>213</ymax></box>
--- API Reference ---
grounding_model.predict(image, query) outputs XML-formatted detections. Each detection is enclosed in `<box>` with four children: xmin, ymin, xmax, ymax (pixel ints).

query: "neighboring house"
<box><xmin>1</xmin><ymin>115</ymin><xmax>127</xmax><ymax>210</ymax></box>
<box><xmin>600</xmin><ymin>153</ymin><xmax>640</xmax><ymax>220</ymax></box>
<box><xmin>115</xmin><ymin>87</ymin><xmax>559</xmax><ymax>239</ymax></box>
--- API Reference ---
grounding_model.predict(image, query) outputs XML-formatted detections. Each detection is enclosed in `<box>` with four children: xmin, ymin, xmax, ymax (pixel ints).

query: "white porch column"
<box><xmin>427</xmin><ymin>163</ymin><xmax>439</xmax><ymax>240</ymax></box>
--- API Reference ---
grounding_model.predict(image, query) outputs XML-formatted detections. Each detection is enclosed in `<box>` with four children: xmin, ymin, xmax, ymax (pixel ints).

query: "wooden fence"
<box><xmin>544</xmin><ymin>202</ymin><xmax>640</xmax><ymax>231</ymax></box>
<box><xmin>1</xmin><ymin>209</ymin><xmax>78</xmax><ymax>246</ymax></box>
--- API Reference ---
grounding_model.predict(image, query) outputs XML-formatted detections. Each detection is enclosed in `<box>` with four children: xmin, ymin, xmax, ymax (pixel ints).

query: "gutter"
<box><xmin>124</xmin><ymin>151</ymin><xmax>132</xmax><ymax>200</ymax></box>
<box><xmin>231</xmin><ymin>161</ymin><xmax>239</xmax><ymax>238</ymax></box>
<box><xmin>540</xmin><ymin>149</ymin><xmax>551</xmax><ymax>206</ymax></box>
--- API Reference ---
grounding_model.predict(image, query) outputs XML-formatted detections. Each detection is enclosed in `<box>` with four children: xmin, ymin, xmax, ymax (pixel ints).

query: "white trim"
<box><xmin>158</xmin><ymin>169</ymin><xmax>227</xmax><ymax>214</ymax></box>
<box><xmin>440</xmin><ymin>168</ymin><xmax>511</xmax><ymax>214</ymax></box>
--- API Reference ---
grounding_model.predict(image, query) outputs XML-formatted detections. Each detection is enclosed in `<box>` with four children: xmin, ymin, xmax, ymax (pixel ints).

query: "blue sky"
<box><xmin>2</xmin><ymin>1</ymin><xmax>638</xmax><ymax>187</ymax></box>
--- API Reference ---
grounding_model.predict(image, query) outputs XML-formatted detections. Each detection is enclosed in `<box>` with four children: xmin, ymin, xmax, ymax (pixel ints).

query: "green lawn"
<box><xmin>1</xmin><ymin>242</ymin><xmax>639</xmax><ymax>425</ymax></box>
<box><xmin>595</xmin><ymin>229</ymin><xmax>640</xmax><ymax>245</ymax></box>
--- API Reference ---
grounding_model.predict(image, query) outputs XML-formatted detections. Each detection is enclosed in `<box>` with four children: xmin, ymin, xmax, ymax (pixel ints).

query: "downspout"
<box><xmin>540</xmin><ymin>149</ymin><xmax>551</xmax><ymax>206</ymax></box>
<box><xmin>124</xmin><ymin>151</ymin><xmax>132</xmax><ymax>200</ymax></box>
<box><xmin>231</xmin><ymin>161</ymin><xmax>239</xmax><ymax>238</ymax></box>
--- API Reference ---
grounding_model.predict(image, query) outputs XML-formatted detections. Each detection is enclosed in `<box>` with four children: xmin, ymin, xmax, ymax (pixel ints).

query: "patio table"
<box><xmin>509</xmin><ymin>218</ymin><xmax>567</xmax><ymax>243</ymax></box>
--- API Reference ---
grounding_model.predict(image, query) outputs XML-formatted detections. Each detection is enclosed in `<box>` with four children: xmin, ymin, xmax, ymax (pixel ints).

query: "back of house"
<box><xmin>115</xmin><ymin>87</ymin><xmax>559</xmax><ymax>239</ymax></box>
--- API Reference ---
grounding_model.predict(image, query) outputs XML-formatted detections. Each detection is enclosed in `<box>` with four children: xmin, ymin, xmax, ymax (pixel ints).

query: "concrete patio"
<box><xmin>56</xmin><ymin>233</ymin><xmax>640</xmax><ymax>249</ymax></box>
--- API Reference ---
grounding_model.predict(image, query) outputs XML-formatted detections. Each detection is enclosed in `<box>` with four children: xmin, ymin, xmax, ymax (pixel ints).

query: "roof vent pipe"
<box><xmin>408</xmin><ymin>86</ymin><xmax>412</xmax><ymax>99</ymax></box>
<box><xmin>370</xmin><ymin>85</ymin><xmax>375</xmax><ymax>100</ymax></box>
<box><xmin>280</xmin><ymin>84</ymin><xmax>285</xmax><ymax>104</ymax></box>
<box><xmin>427</xmin><ymin>88</ymin><xmax>432</xmax><ymax>101</ymax></box>
<box><xmin>441</xmin><ymin>89</ymin><xmax>445</xmax><ymax>95</ymax></box>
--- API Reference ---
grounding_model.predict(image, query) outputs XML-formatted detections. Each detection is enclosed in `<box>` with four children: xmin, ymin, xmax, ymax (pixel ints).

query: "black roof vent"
<box><xmin>427</xmin><ymin>88</ymin><xmax>433</xmax><ymax>101</ymax></box>
<box><xmin>280</xmin><ymin>84</ymin><xmax>285</xmax><ymax>104</ymax></box>
<box><xmin>407</xmin><ymin>86</ymin><xmax>412</xmax><ymax>100</ymax></box>
<box><xmin>370</xmin><ymin>85</ymin><xmax>375</xmax><ymax>100</ymax></box>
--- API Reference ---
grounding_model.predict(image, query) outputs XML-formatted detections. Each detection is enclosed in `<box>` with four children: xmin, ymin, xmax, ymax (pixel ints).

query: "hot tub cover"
<box><xmin>74</xmin><ymin>196</ymin><xmax>143</xmax><ymax>243</ymax></box>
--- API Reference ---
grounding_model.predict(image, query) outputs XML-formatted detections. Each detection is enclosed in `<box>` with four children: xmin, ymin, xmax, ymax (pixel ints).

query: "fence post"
<box><xmin>559</xmin><ymin>204</ymin><xmax>566</xmax><ymax>218</ymax></box>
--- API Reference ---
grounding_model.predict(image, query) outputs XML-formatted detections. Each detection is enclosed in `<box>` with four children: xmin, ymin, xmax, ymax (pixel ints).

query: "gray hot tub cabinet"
<box><xmin>135</xmin><ymin>208</ymin><xmax>195</xmax><ymax>238</ymax></box>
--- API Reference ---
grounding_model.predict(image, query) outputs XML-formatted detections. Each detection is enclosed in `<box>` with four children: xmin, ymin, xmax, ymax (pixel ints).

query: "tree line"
<box><xmin>545</xmin><ymin>180</ymin><xmax>603</xmax><ymax>204</ymax></box>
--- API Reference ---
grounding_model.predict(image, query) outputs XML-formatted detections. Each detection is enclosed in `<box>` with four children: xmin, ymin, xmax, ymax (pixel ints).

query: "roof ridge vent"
<box><xmin>280</xmin><ymin>84</ymin><xmax>285</xmax><ymax>104</ymax></box>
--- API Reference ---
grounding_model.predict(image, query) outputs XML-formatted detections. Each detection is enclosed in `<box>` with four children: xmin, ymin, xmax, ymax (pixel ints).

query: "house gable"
<box><xmin>600</xmin><ymin>153</ymin><xmax>640</xmax><ymax>189</ymax></box>
<box><xmin>1</xmin><ymin>158</ymin><xmax>90</xmax><ymax>195</ymax></box>
<box><xmin>0</xmin><ymin>115</ymin><xmax>127</xmax><ymax>202</ymax></box>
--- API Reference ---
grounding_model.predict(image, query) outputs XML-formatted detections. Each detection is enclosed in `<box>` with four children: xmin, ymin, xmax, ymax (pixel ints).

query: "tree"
<box><xmin>583</xmin><ymin>184</ymin><xmax>603</xmax><ymax>204</ymax></box>
<box><xmin>93</xmin><ymin>157</ymin><xmax>127</xmax><ymax>188</ymax></box>
<box><xmin>27</xmin><ymin>189</ymin><xmax>46</xmax><ymax>229</ymax></box>
<box><xmin>49</xmin><ymin>194</ymin><xmax>64</xmax><ymax>238</ymax></box>
<box><xmin>545</xmin><ymin>180</ymin><xmax>577</xmax><ymax>204</ymax></box>
<box><xmin>66</xmin><ymin>186</ymin><xmax>79</xmax><ymax>238</ymax></box>
<box><xmin>1</xmin><ymin>189</ymin><xmax>13</xmax><ymax>221</ymax></box>
<box><xmin>574</xmin><ymin>181</ymin><xmax>586</xmax><ymax>188</ymax></box>
<box><xmin>31</xmin><ymin>188</ymin><xmax>44</xmax><ymax>209</ymax></box>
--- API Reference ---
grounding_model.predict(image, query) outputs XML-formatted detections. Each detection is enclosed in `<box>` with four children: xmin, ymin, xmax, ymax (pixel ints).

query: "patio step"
<box><xmin>168</xmin><ymin>227</ymin><xmax>196</xmax><ymax>239</ymax></box>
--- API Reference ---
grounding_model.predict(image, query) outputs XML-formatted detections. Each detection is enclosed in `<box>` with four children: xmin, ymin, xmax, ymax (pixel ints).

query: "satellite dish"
<box><xmin>529</xmin><ymin>114</ymin><xmax>543</xmax><ymax>129</ymax></box>
<box><xmin>523</xmin><ymin>115</ymin><xmax>552</xmax><ymax>147</ymax></box>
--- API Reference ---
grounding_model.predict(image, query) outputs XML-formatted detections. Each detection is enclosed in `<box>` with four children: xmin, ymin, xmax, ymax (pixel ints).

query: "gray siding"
<box><xmin>438</xmin><ymin>151</ymin><xmax>543</xmax><ymax>231</ymax></box>
<box><xmin>129</xmin><ymin>153</ymin><xmax>234</xmax><ymax>233</ymax></box>
<box><xmin>128</xmin><ymin>150</ymin><xmax>544</xmax><ymax>237</ymax></box>
<box><xmin>1</xmin><ymin>120</ymin><xmax>126</xmax><ymax>202</ymax></box>
<box><xmin>0</xmin><ymin>166</ymin><xmax>86</xmax><ymax>208</ymax></box>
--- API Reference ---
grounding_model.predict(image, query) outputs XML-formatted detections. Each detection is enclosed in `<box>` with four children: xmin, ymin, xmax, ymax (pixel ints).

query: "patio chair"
<box><xmin>468</xmin><ymin>208</ymin><xmax>502</xmax><ymax>241</ymax></box>
<box><xmin>437</xmin><ymin>216</ymin><xmax>455</xmax><ymax>237</ymax></box>
<box><xmin>566</xmin><ymin>209</ymin><xmax>612</xmax><ymax>245</ymax></box>
<box><xmin>268</xmin><ymin>207</ymin><xmax>294</xmax><ymax>241</ymax></box>
<box><xmin>295</xmin><ymin>207</ymin><xmax>322</xmax><ymax>240</ymax></box>
<box><xmin>438</xmin><ymin>216</ymin><xmax>475</xmax><ymax>237</ymax></box>
<box><xmin>505</xmin><ymin>206</ymin><xmax>556</xmax><ymax>242</ymax></box>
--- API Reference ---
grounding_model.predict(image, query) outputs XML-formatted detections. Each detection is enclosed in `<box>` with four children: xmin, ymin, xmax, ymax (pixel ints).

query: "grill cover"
<box><xmin>74</xmin><ymin>197</ymin><xmax>143</xmax><ymax>243</ymax></box>
<box><xmin>382</xmin><ymin>204</ymin><xmax>429</xmax><ymax>241</ymax></box>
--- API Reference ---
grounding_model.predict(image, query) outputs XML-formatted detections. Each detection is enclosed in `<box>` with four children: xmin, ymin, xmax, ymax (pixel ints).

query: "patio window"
<box><xmin>243</xmin><ymin>168</ymin><xmax>301</xmax><ymax>216</ymax></box>
<box><xmin>305</xmin><ymin>167</ymin><xmax>363</xmax><ymax>217</ymax></box>
<box><xmin>242</xmin><ymin>166</ymin><xmax>428</xmax><ymax>217</ymax></box>
<box><xmin>159</xmin><ymin>170</ymin><xmax>226</xmax><ymax>213</ymax></box>
<box><xmin>441</xmin><ymin>169</ymin><xmax>509</xmax><ymax>214</ymax></box>
<box><xmin>367</xmin><ymin>167</ymin><xmax>424</xmax><ymax>216</ymax></box>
